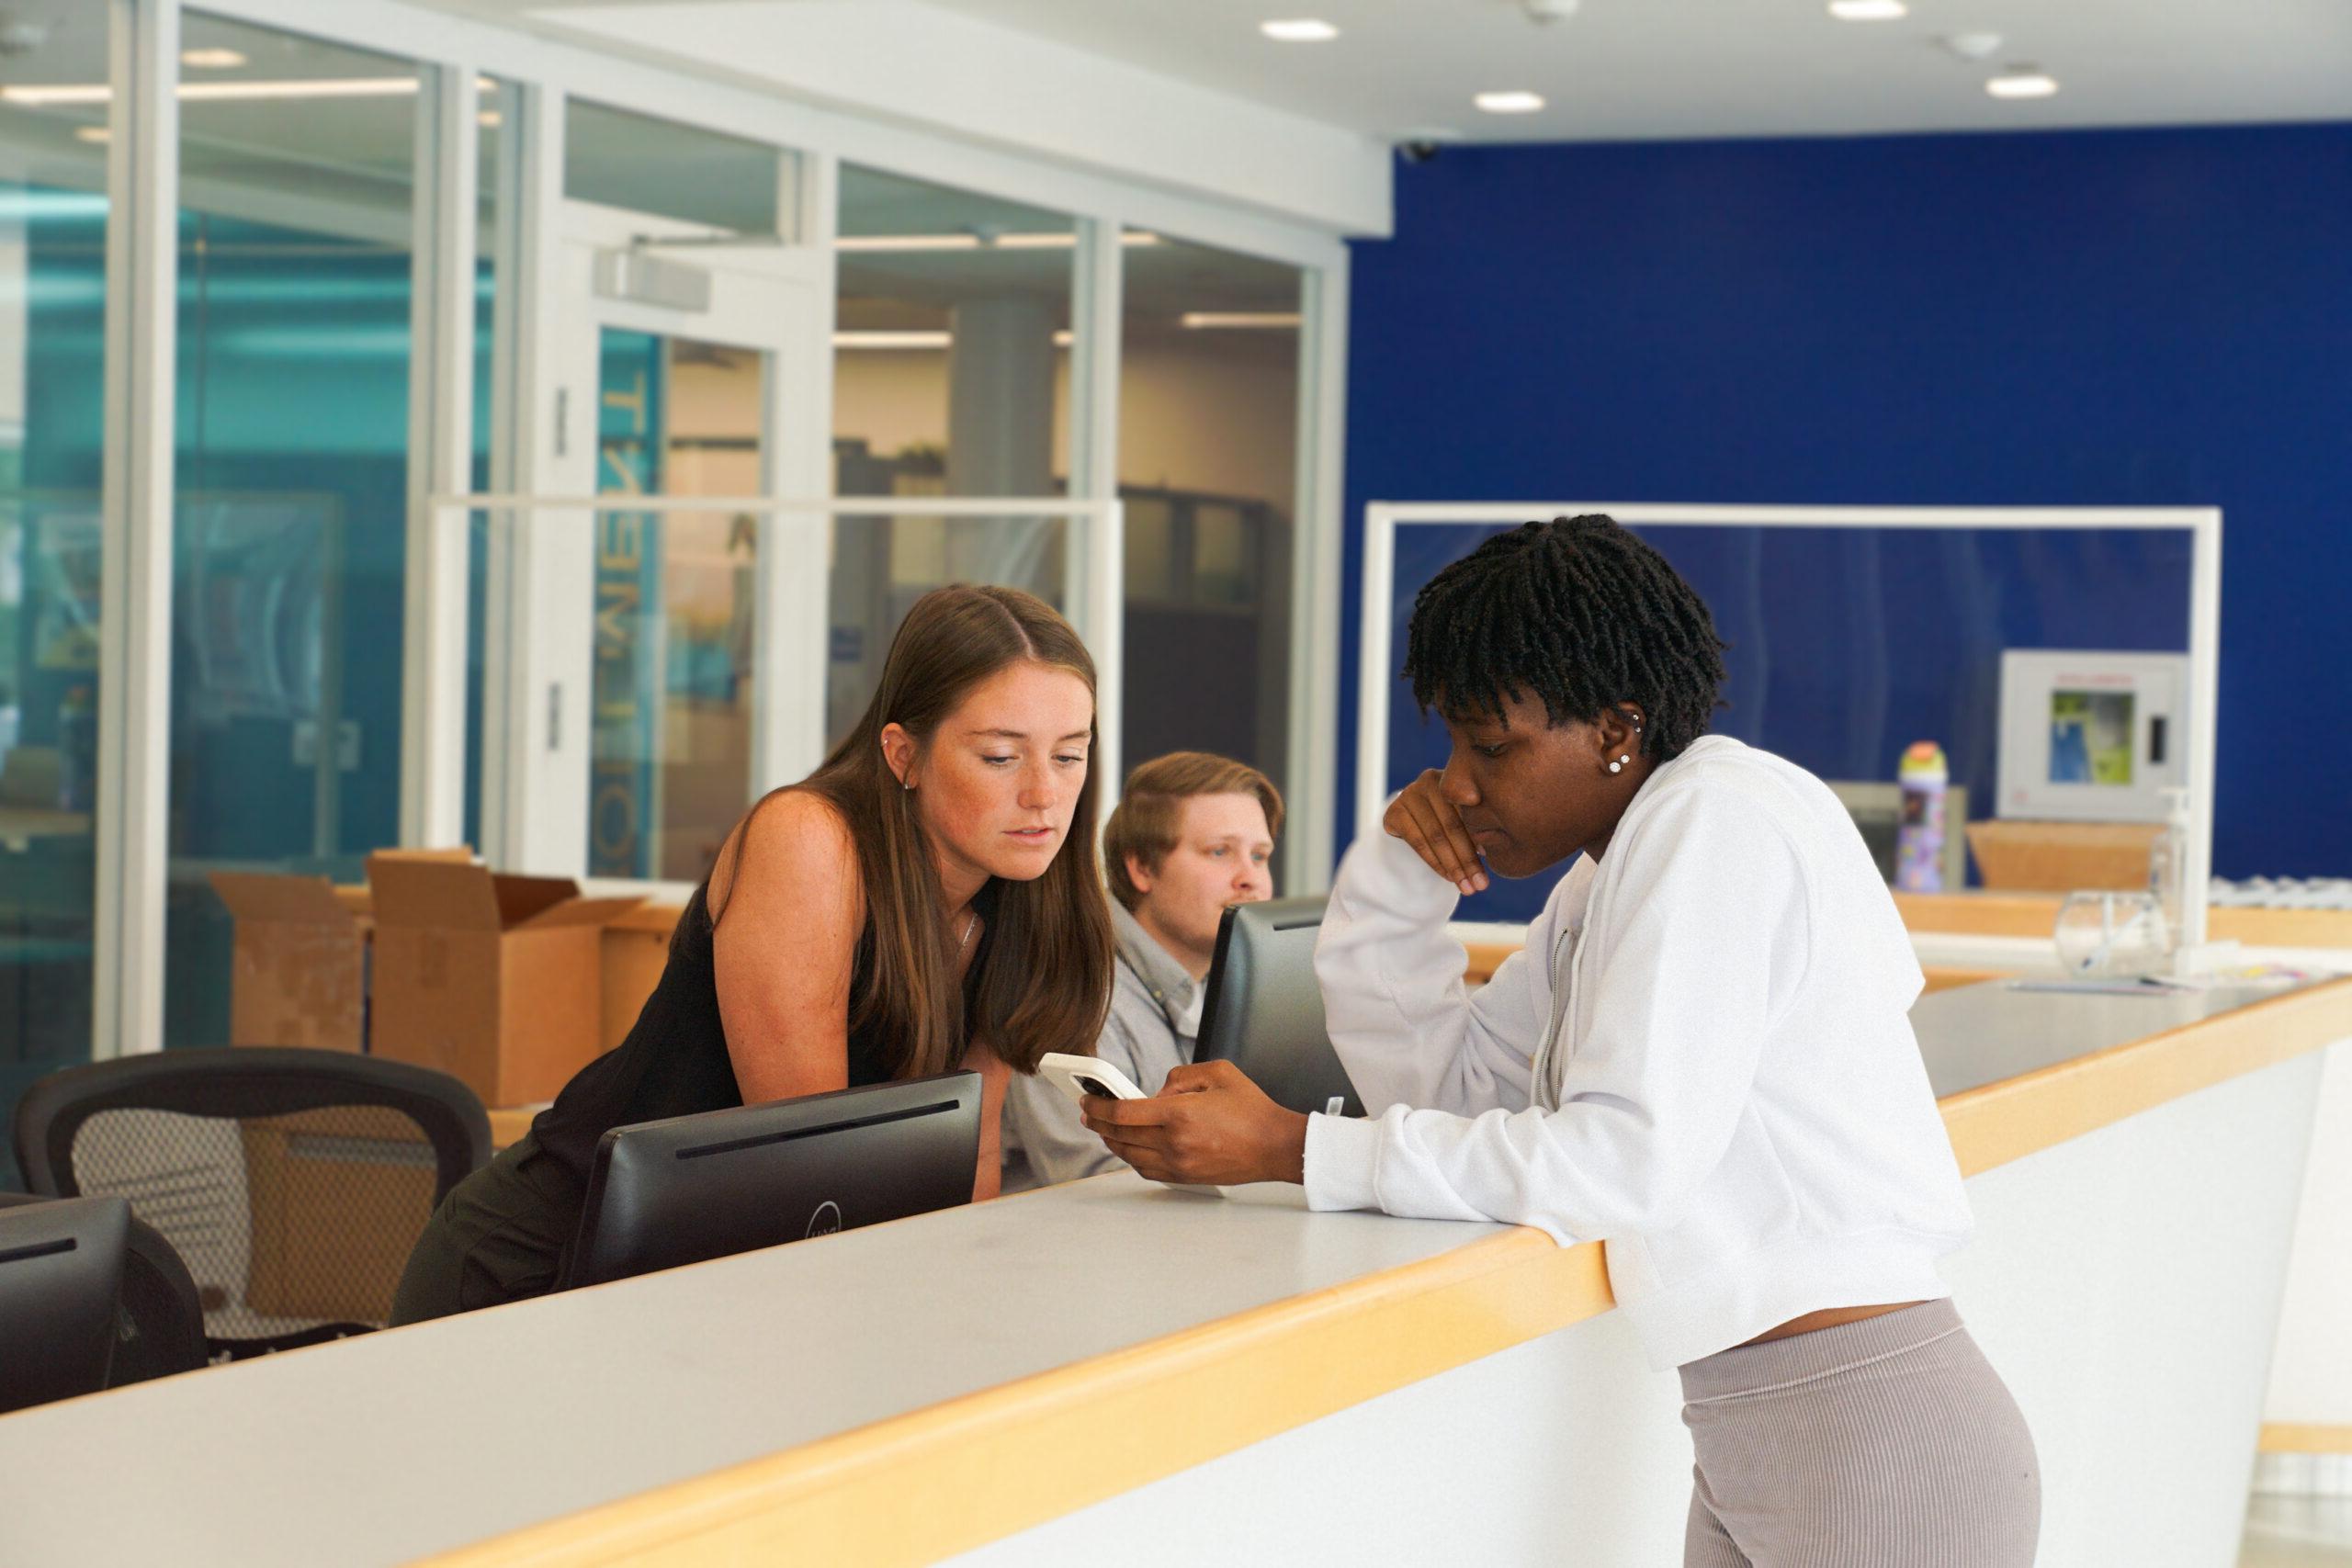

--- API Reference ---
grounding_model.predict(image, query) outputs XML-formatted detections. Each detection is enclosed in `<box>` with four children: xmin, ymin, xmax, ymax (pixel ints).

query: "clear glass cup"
<box><xmin>2053</xmin><ymin>890</ymin><xmax>2172</xmax><ymax>977</ymax></box>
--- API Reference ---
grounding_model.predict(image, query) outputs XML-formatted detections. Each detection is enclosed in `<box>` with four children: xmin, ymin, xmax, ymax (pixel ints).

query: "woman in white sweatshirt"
<box><xmin>1082</xmin><ymin>516</ymin><xmax>2040</xmax><ymax>1566</ymax></box>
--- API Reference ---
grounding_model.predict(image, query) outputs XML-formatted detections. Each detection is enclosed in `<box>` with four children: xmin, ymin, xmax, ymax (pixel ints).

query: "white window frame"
<box><xmin>1358</xmin><ymin>502</ymin><xmax>2224</xmax><ymax>950</ymax></box>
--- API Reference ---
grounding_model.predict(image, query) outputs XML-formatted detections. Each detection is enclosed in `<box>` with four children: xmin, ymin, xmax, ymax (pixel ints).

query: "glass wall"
<box><xmin>1118</xmin><ymin>234</ymin><xmax>1302</xmax><ymax>805</ymax></box>
<box><xmin>831</xmin><ymin>164</ymin><xmax>1076</xmax><ymax>741</ymax></box>
<box><xmin>564</xmin><ymin>98</ymin><xmax>786</xmax><ymax>239</ymax></box>
<box><xmin>589</xmin><ymin>330</ymin><xmax>764</xmax><ymax>882</ymax></box>
<box><xmin>164</xmin><ymin>14</ymin><xmax>421</xmax><ymax>1046</ymax></box>
<box><xmin>0</xmin><ymin>1</ymin><xmax>110</xmax><ymax>1179</ymax></box>
<box><xmin>0</xmin><ymin>0</ymin><xmax>1336</xmax><ymax>1100</ymax></box>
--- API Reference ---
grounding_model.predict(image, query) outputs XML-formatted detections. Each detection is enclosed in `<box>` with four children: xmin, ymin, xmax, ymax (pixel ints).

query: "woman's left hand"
<box><xmin>1080</xmin><ymin>1060</ymin><xmax>1311</xmax><ymax>1187</ymax></box>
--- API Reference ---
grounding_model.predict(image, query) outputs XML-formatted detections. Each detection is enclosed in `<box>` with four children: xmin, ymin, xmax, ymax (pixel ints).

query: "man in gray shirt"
<box><xmin>1002</xmin><ymin>751</ymin><xmax>1283</xmax><ymax>1190</ymax></box>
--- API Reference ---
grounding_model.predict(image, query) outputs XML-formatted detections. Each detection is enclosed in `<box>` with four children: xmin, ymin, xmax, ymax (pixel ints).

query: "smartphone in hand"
<box><xmin>1036</xmin><ymin>1054</ymin><xmax>1222</xmax><ymax>1197</ymax></box>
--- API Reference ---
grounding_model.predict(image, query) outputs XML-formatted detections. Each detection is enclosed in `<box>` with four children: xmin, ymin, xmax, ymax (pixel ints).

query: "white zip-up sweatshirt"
<box><xmin>1306</xmin><ymin>735</ymin><xmax>1973</xmax><ymax>1370</ymax></box>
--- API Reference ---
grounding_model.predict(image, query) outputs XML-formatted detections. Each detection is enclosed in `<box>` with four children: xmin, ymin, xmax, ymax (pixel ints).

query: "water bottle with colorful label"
<box><xmin>1895</xmin><ymin>740</ymin><xmax>1949</xmax><ymax>892</ymax></box>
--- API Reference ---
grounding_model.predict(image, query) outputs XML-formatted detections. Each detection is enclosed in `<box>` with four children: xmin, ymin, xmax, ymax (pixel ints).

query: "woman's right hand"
<box><xmin>1384</xmin><ymin>769</ymin><xmax>1489</xmax><ymax>898</ymax></box>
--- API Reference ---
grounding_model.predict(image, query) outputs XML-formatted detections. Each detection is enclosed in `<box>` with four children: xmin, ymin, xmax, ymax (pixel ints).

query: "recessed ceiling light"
<box><xmin>479</xmin><ymin>108</ymin><xmax>502</xmax><ymax>127</ymax></box>
<box><xmin>1985</xmin><ymin>66</ymin><xmax>2059</xmax><ymax>99</ymax></box>
<box><xmin>1826</xmin><ymin>0</ymin><xmax>1905</xmax><ymax>19</ymax></box>
<box><xmin>1261</xmin><ymin>18</ymin><xmax>1339</xmax><ymax>43</ymax></box>
<box><xmin>180</xmin><ymin>47</ymin><xmax>249</xmax><ymax>69</ymax></box>
<box><xmin>74</xmin><ymin>125</ymin><xmax>108</xmax><ymax>144</ymax></box>
<box><xmin>1474</xmin><ymin>90</ymin><xmax>1545</xmax><ymax>115</ymax></box>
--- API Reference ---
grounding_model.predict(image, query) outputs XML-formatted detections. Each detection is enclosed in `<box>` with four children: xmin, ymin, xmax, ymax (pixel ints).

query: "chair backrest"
<box><xmin>0</xmin><ymin>1190</ymin><xmax>206</xmax><ymax>1386</ymax></box>
<box><xmin>0</xmin><ymin>1194</ymin><xmax>128</xmax><ymax>1413</ymax></box>
<box><xmin>12</xmin><ymin>1048</ymin><xmax>490</xmax><ymax>1356</ymax></box>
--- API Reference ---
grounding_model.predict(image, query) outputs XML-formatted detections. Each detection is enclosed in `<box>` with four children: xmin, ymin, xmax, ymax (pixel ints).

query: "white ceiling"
<box><xmin>501</xmin><ymin>0</ymin><xmax>2352</xmax><ymax>145</ymax></box>
<box><xmin>919</xmin><ymin>0</ymin><xmax>2352</xmax><ymax>143</ymax></box>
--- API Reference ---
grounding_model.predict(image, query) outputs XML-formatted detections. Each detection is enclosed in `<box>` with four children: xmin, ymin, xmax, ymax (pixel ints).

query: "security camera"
<box><xmin>1399</xmin><ymin>141</ymin><xmax>1442</xmax><ymax>164</ymax></box>
<box><xmin>0</xmin><ymin>10</ymin><xmax>50</xmax><ymax>56</ymax></box>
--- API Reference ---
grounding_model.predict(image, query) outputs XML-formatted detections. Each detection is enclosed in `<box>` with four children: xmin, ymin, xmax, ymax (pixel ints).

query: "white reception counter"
<box><xmin>0</xmin><ymin>977</ymin><xmax>2343</xmax><ymax>1567</ymax></box>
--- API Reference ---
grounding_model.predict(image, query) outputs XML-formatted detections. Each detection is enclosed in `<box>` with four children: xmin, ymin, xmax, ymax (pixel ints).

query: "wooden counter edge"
<box><xmin>423</xmin><ymin>980</ymin><xmax>2352</xmax><ymax>1568</ymax></box>
<box><xmin>1938</xmin><ymin>979</ymin><xmax>2352</xmax><ymax>1179</ymax></box>
<box><xmin>2259</xmin><ymin>1423</ymin><xmax>2352</xmax><ymax>1455</ymax></box>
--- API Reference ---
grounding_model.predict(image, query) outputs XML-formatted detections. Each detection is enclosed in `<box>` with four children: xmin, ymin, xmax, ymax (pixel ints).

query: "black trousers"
<box><xmin>390</xmin><ymin>1131</ymin><xmax>583</xmax><ymax>1325</ymax></box>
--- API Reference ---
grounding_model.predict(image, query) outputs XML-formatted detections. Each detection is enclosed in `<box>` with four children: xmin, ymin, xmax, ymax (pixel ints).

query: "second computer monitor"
<box><xmin>1194</xmin><ymin>897</ymin><xmax>1363</xmax><ymax>1119</ymax></box>
<box><xmin>565</xmin><ymin>1071</ymin><xmax>981</xmax><ymax>1290</ymax></box>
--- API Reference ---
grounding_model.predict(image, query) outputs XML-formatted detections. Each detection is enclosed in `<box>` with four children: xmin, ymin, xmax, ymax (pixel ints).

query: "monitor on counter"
<box><xmin>1996</xmin><ymin>650</ymin><xmax>2190</xmax><ymax>824</ymax></box>
<box><xmin>564</xmin><ymin>1072</ymin><xmax>981</xmax><ymax>1289</ymax></box>
<box><xmin>1194</xmin><ymin>897</ymin><xmax>1364</xmax><ymax>1119</ymax></box>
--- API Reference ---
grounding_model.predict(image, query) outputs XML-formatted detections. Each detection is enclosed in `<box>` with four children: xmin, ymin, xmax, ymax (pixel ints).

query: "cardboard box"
<box><xmin>241</xmin><ymin>1105</ymin><xmax>439</xmax><ymax>1324</ymax></box>
<box><xmin>366</xmin><ymin>855</ymin><xmax>640</xmax><ymax>1106</ymax></box>
<box><xmin>208</xmin><ymin>871</ymin><xmax>369</xmax><ymax>1052</ymax></box>
<box><xmin>600</xmin><ymin>897</ymin><xmax>684</xmax><ymax>1053</ymax></box>
<box><xmin>1964</xmin><ymin>819</ymin><xmax>2164</xmax><ymax>894</ymax></box>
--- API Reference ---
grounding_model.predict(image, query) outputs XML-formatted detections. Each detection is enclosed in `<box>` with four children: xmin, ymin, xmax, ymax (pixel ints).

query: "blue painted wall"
<box><xmin>1340</xmin><ymin>122</ymin><xmax>2352</xmax><ymax>896</ymax></box>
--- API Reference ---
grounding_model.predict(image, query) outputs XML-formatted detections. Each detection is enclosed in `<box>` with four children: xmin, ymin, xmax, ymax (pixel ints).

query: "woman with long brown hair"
<box><xmin>391</xmin><ymin>584</ymin><xmax>1114</xmax><ymax>1322</ymax></box>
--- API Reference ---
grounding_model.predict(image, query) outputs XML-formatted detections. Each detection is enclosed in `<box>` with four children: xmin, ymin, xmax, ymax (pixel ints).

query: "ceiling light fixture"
<box><xmin>1826</xmin><ymin>0</ymin><xmax>1905</xmax><ymax>19</ymax></box>
<box><xmin>834</xmin><ymin>331</ymin><xmax>952</xmax><ymax>351</ymax></box>
<box><xmin>1985</xmin><ymin>65</ymin><xmax>2059</xmax><ymax>99</ymax></box>
<box><xmin>834</xmin><ymin>231</ymin><xmax>1161</xmax><ymax>254</ymax></box>
<box><xmin>0</xmin><ymin>73</ymin><xmax>478</xmax><ymax>107</ymax></box>
<box><xmin>1181</xmin><ymin>311</ymin><xmax>1303</xmax><ymax>330</ymax></box>
<box><xmin>74</xmin><ymin>125</ymin><xmax>108</xmax><ymax>144</ymax></box>
<box><xmin>1260</xmin><ymin>19</ymin><xmax>1339</xmax><ymax>43</ymax></box>
<box><xmin>180</xmin><ymin>47</ymin><xmax>250</xmax><ymax>69</ymax></box>
<box><xmin>479</xmin><ymin>108</ymin><xmax>502</xmax><ymax>128</ymax></box>
<box><xmin>1473</xmin><ymin>90</ymin><xmax>1545</xmax><ymax>115</ymax></box>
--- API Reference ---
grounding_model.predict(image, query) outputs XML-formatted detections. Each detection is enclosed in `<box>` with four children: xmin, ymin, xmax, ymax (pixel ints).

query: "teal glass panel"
<box><xmin>0</xmin><ymin>0</ymin><xmax>109</xmax><ymax>1181</ymax></box>
<box><xmin>164</xmin><ymin>14</ymin><xmax>418</xmax><ymax>1048</ymax></box>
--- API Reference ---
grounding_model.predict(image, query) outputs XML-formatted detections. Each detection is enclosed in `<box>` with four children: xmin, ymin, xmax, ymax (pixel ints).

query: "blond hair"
<box><xmin>1102</xmin><ymin>752</ymin><xmax>1283</xmax><ymax>913</ymax></box>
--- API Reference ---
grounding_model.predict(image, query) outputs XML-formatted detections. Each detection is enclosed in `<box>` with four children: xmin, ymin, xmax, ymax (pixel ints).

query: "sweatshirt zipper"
<box><xmin>1533</xmin><ymin>913</ymin><xmax>1581</xmax><ymax>1112</ymax></box>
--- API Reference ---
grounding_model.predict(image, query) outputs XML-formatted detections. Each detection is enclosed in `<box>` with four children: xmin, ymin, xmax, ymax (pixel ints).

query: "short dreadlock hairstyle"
<box><xmin>1401</xmin><ymin>515</ymin><xmax>1729</xmax><ymax>761</ymax></box>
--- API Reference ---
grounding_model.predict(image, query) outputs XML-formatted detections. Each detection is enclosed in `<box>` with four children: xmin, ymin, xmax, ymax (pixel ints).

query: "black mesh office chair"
<box><xmin>13</xmin><ymin>1048</ymin><xmax>490</xmax><ymax>1359</ymax></box>
<box><xmin>0</xmin><ymin>1190</ymin><xmax>206</xmax><ymax>1387</ymax></box>
<box><xmin>0</xmin><ymin>1193</ymin><xmax>128</xmax><ymax>1414</ymax></box>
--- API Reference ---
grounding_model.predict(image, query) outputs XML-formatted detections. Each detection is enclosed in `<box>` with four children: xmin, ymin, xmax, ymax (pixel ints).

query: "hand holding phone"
<box><xmin>1036</xmin><ymin>1054</ymin><xmax>1222</xmax><ymax>1197</ymax></box>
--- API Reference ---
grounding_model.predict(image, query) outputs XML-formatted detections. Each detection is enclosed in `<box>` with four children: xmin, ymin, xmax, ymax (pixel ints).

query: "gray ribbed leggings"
<box><xmin>1678</xmin><ymin>1300</ymin><xmax>2041</xmax><ymax>1567</ymax></box>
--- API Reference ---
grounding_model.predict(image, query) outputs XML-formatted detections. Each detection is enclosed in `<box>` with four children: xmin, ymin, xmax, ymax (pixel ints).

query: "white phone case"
<box><xmin>1036</xmin><ymin>1053</ymin><xmax>1222</xmax><ymax>1197</ymax></box>
<box><xmin>1036</xmin><ymin>1052</ymin><xmax>1147</xmax><ymax>1103</ymax></box>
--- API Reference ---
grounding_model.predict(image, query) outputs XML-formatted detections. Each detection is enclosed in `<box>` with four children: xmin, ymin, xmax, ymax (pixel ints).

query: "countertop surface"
<box><xmin>0</xmin><ymin>977</ymin><xmax>2337</xmax><ymax>1567</ymax></box>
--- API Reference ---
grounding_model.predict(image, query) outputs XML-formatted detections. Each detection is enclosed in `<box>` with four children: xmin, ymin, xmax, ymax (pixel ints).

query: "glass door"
<box><xmin>584</xmin><ymin>322</ymin><xmax>767</xmax><ymax>882</ymax></box>
<box><xmin>504</xmin><ymin>189</ymin><xmax>820</xmax><ymax>886</ymax></box>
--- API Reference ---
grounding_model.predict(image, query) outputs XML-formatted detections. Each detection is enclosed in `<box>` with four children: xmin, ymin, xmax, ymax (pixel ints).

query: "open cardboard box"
<box><xmin>367</xmin><ymin>855</ymin><xmax>644</xmax><ymax>1106</ymax></box>
<box><xmin>241</xmin><ymin>1104</ymin><xmax>441</xmax><ymax>1323</ymax></box>
<box><xmin>1964</xmin><ymin>820</ymin><xmax>2164</xmax><ymax>894</ymax></box>
<box><xmin>208</xmin><ymin>849</ymin><xmax>475</xmax><ymax>1053</ymax></box>
<box><xmin>208</xmin><ymin>871</ymin><xmax>370</xmax><ymax>1052</ymax></box>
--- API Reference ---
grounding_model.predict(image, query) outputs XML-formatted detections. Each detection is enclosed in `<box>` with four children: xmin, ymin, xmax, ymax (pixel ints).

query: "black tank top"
<box><xmin>532</xmin><ymin>875</ymin><xmax>1001</xmax><ymax>1187</ymax></box>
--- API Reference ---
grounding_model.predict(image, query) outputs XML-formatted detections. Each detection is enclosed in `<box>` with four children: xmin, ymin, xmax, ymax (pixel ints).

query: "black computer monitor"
<box><xmin>564</xmin><ymin>1072</ymin><xmax>982</xmax><ymax>1290</ymax></box>
<box><xmin>1194</xmin><ymin>897</ymin><xmax>1364</xmax><ymax>1118</ymax></box>
<box><xmin>0</xmin><ymin>1195</ymin><xmax>130</xmax><ymax>1415</ymax></box>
